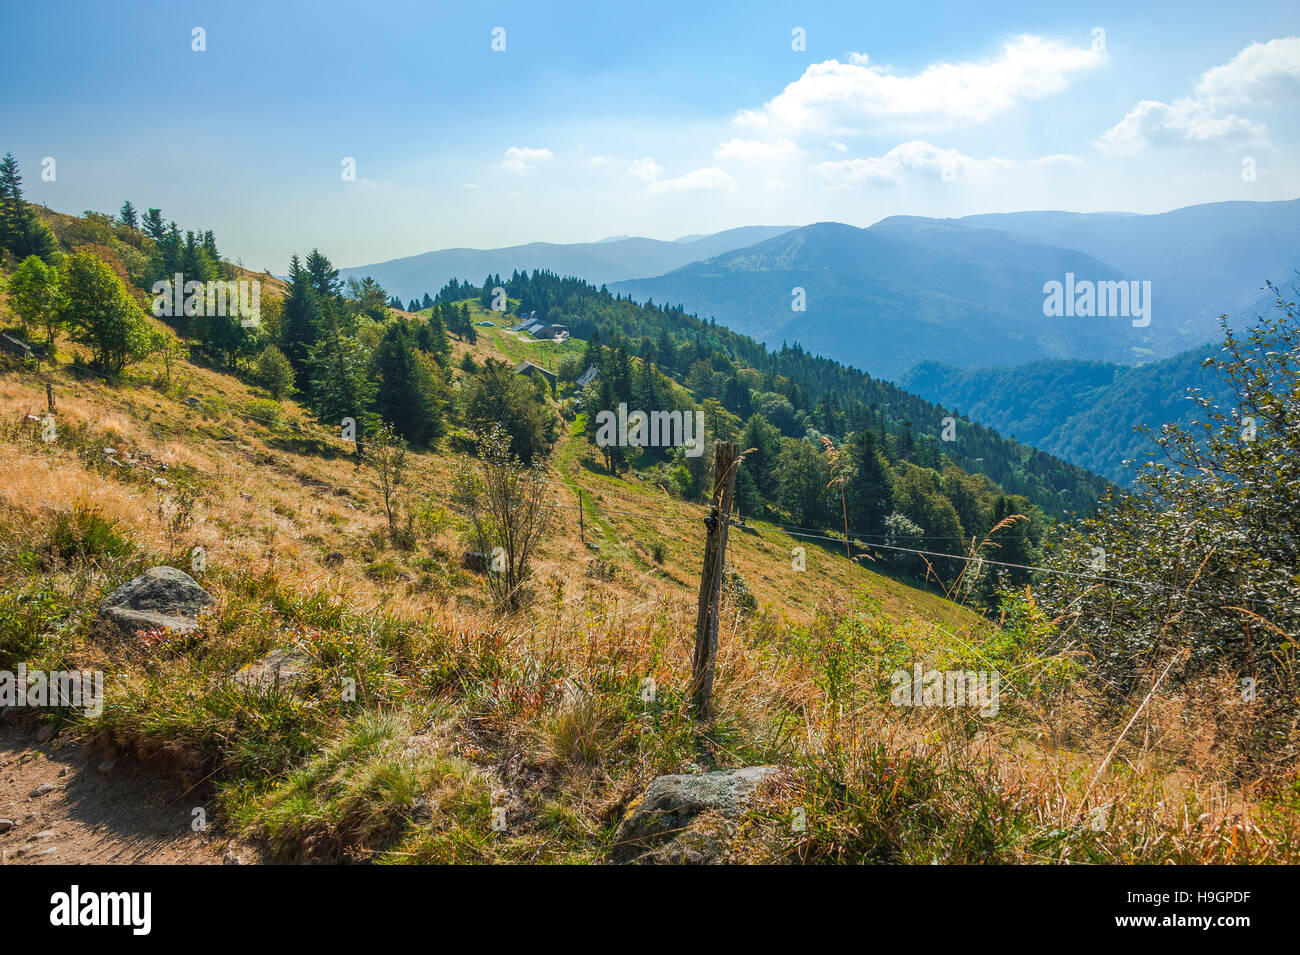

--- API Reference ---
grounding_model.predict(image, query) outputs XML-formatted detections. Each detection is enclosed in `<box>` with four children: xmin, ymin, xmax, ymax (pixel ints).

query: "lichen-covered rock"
<box><xmin>612</xmin><ymin>766</ymin><xmax>779</xmax><ymax>863</ymax></box>
<box><xmin>98</xmin><ymin>566</ymin><xmax>214</xmax><ymax>635</ymax></box>
<box><xmin>230</xmin><ymin>648</ymin><xmax>311</xmax><ymax>692</ymax></box>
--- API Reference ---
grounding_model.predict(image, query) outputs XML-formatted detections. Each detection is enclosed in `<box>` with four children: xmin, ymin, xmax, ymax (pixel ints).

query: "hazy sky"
<box><xmin>3</xmin><ymin>0</ymin><xmax>1298</xmax><ymax>273</ymax></box>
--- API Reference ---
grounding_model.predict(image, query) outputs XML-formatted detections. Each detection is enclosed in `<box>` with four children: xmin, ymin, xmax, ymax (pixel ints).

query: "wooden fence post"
<box><xmin>46</xmin><ymin>382</ymin><xmax>55</xmax><ymax>415</ymax></box>
<box><xmin>690</xmin><ymin>441</ymin><xmax>739</xmax><ymax>718</ymax></box>
<box><xmin>578</xmin><ymin>488</ymin><xmax>585</xmax><ymax>544</ymax></box>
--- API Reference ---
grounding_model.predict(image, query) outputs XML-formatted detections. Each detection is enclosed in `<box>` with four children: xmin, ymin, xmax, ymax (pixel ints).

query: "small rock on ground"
<box><xmin>612</xmin><ymin>766</ymin><xmax>780</xmax><ymax>863</ymax></box>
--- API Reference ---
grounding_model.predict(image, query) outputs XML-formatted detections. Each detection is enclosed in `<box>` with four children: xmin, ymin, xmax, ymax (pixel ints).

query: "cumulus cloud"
<box><xmin>1095</xmin><ymin>37</ymin><xmax>1298</xmax><ymax>154</ymax></box>
<box><xmin>646</xmin><ymin>166</ymin><xmax>737</xmax><ymax>195</ymax></box>
<box><xmin>735</xmin><ymin>34</ymin><xmax>1106</xmax><ymax>134</ymax></box>
<box><xmin>812</xmin><ymin>140</ymin><xmax>1081</xmax><ymax>186</ymax></box>
<box><xmin>1194</xmin><ymin>36</ymin><xmax>1300</xmax><ymax>106</ymax></box>
<box><xmin>499</xmin><ymin>146</ymin><xmax>554</xmax><ymax>174</ymax></box>
<box><xmin>713</xmin><ymin>138</ymin><xmax>803</xmax><ymax>161</ymax></box>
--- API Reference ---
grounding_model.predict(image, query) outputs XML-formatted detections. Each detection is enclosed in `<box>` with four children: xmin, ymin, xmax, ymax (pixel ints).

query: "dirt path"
<box><xmin>0</xmin><ymin>717</ymin><xmax>258</xmax><ymax>865</ymax></box>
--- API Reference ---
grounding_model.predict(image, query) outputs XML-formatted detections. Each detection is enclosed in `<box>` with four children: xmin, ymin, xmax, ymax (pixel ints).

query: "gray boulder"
<box><xmin>612</xmin><ymin>766</ymin><xmax>779</xmax><ymax>863</ymax></box>
<box><xmin>98</xmin><ymin>566</ymin><xmax>214</xmax><ymax>635</ymax></box>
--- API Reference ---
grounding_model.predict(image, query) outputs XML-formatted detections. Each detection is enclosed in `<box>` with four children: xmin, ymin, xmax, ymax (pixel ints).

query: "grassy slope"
<box><xmin>0</xmin><ymin>231</ymin><xmax>1293</xmax><ymax>865</ymax></box>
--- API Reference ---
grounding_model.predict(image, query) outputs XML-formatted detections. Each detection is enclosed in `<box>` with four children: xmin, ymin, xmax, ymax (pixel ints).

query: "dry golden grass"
<box><xmin>0</xmin><ymin>305</ymin><xmax>1295</xmax><ymax>863</ymax></box>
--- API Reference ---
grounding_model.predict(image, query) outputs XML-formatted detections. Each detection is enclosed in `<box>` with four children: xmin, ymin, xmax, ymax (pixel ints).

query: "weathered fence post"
<box><xmin>46</xmin><ymin>382</ymin><xmax>55</xmax><ymax>415</ymax></box>
<box><xmin>690</xmin><ymin>441</ymin><xmax>739</xmax><ymax>718</ymax></box>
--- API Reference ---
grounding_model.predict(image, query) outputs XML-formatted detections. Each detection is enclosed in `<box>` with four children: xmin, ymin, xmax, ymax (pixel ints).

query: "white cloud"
<box><xmin>499</xmin><ymin>146</ymin><xmax>554</xmax><ymax>174</ymax></box>
<box><xmin>1095</xmin><ymin>100</ymin><xmax>1266</xmax><ymax>155</ymax></box>
<box><xmin>813</xmin><ymin>140</ymin><xmax>1081</xmax><ymax>186</ymax></box>
<box><xmin>713</xmin><ymin>138</ymin><xmax>803</xmax><ymax>161</ymax></box>
<box><xmin>646</xmin><ymin>166</ymin><xmax>737</xmax><ymax>195</ymax></box>
<box><xmin>587</xmin><ymin>156</ymin><xmax>611</xmax><ymax>167</ymax></box>
<box><xmin>626</xmin><ymin>157</ymin><xmax>665</xmax><ymax>182</ymax></box>
<box><xmin>459</xmin><ymin>182</ymin><xmax>482</xmax><ymax>190</ymax></box>
<box><xmin>735</xmin><ymin>34</ymin><xmax>1106</xmax><ymax>134</ymax></box>
<box><xmin>828</xmin><ymin>140</ymin><xmax>848</xmax><ymax>152</ymax></box>
<box><xmin>1095</xmin><ymin>37</ymin><xmax>1298</xmax><ymax>154</ymax></box>
<box><xmin>1194</xmin><ymin>36</ymin><xmax>1300</xmax><ymax>106</ymax></box>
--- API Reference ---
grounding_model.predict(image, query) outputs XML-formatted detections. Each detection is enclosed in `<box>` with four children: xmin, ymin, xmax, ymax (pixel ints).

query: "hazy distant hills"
<box><xmin>921</xmin><ymin>198</ymin><xmax>1300</xmax><ymax>354</ymax></box>
<box><xmin>608</xmin><ymin>198</ymin><xmax>1299</xmax><ymax>382</ymax></box>
<box><xmin>901</xmin><ymin>279</ymin><xmax>1296</xmax><ymax>484</ymax></box>
<box><xmin>339</xmin><ymin>225</ymin><xmax>796</xmax><ymax>302</ymax></box>
<box><xmin>612</xmin><ymin>220</ymin><xmax>1153</xmax><ymax>381</ymax></box>
<box><xmin>340</xmin><ymin>197</ymin><xmax>1298</xmax><ymax>483</ymax></box>
<box><xmin>903</xmin><ymin>344</ymin><xmax>1223</xmax><ymax>484</ymax></box>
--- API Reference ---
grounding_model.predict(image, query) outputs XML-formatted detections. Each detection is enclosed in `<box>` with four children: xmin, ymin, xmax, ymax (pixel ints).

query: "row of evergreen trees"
<box><xmin>452</xmin><ymin>269</ymin><xmax>1108</xmax><ymax>518</ymax></box>
<box><xmin>0</xmin><ymin>153</ymin><xmax>58</xmax><ymax>264</ymax></box>
<box><xmin>570</xmin><ymin>331</ymin><xmax>1042</xmax><ymax>593</ymax></box>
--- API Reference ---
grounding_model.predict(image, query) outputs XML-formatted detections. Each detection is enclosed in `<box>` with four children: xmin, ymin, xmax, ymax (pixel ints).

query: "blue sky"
<box><xmin>2</xmin><ymin>0</ymin><xmax>1297</xmax><ymax>272</ymax></box>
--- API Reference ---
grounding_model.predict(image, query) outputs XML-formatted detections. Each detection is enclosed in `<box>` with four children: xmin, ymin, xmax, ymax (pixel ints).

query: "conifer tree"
<box><xmin>372</xmin><ymin>321</ymin><xmax>444</xmax><ymax>445</ymax></box>
<box><xmin>141</xmin><ymin>208</ymin><xmax>166</xmax><ymax>241</ymax></box>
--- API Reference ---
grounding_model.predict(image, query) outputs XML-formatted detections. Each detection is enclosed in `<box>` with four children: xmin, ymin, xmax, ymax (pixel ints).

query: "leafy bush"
<box><xmin>254</xmin><ymin>344</ymin><xmax>296</xmax><ymax>399</ymax></box>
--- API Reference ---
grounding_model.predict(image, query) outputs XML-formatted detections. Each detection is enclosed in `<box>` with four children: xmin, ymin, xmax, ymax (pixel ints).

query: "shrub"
<box><xmin>48</xmin><ymin>506</ymin><xmax>133</xmax><ymax>565</ymax></box>
<box><xmin>254</xmin><ymin>344</ymin><xmax>297</xmax><ymax>399</ymax></box>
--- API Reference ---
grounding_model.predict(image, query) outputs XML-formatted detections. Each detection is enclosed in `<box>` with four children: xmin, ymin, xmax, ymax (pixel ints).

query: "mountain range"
<box><xmin>338</xmin><ymin>225</ymin><xmax>795</xmax><ymax>302</ymax></box>
<box><xmin>341</xmin><ymin>197</ymin><xmax>1299</xmax><ymax>482</ymax></box>
<box><xmin>611</xmin><ymin>198</ymin><xmax>1300</xmax><ymax>381</ymax></box>
<box><xmin>901</xmin><ymin>277</ymin><xmax>1295</xmax><ymax>484</ymax></box>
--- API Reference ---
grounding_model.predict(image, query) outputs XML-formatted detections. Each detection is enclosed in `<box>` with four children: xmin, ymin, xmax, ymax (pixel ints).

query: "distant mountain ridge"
<box><xmin>901</xmin><ymin>278</ymin><xmax>1297</xmax><ymax>484</ymax></box>
<box><xmin>611</xmin><ymin>198</ymin><xmax>1300</xmax><ymax>382</ymax></box>
<box><xmin>896</xmin><ymin>198</ymin><xmax>1300</xmax><ymax>354</ymax></box>
<box><xmin>339</xmin><ymin>225</ymin><xmax>797</xmax><ymax>302</ymax></box>
<box><xmin>612</xmin><ymin>220</ymin><xmax>1152</xmax><ymax>381</ymax></box>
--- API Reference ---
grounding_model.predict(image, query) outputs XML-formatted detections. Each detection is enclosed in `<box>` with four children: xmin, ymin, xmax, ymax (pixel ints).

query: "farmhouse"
<box><xmin>509</xmin><ymin>312</ymin><xmax>568</xmax><ymax>341</ymax></box>
<box><xmin>512</xmin><ymin>360</ymin><xmax>557</xmax><ymax>396</ymax></box>
<box><xmin>0</xmin><ymin>333</ymin><xmax>35</xmax><ymax>361</ymax></box>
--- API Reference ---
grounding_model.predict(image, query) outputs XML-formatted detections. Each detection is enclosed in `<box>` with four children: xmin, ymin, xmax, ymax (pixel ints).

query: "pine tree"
<box><xmin>740</xmin><ymin>413</ymin><xmax>782</xmax><ymax>503</ymax></box>
<box><xmin>308</xmin><ymin>324</ymin><xmax>378</xmax><ymax>442</ymax></box>
<box><xmin>585</xmin><ymin>375</ymin><xmax>626</xmax><ymax>473</ymax></box>
<box><xmin>0</xmin><ymin>153</ymin><xmax>56</xmax><ymax>263</ymax></box>
<box><xmin>118</xmin><ymin>201</ymin><xmax>139</xmax><ymax>230</ymax></box>
<box><xmin>141</xmin><ymin>208</ymin><xmax>166</xmax><ymax>241</ymax></box>
<box><xmin>417</xmin><ymin>310</ymin><xmax>450</xmax><ymax>364</ymax></box>
<box><xmin>461</xmin><ymin>303</ymin><xmax>476</xmax><ymax>343</ymax></box>
<box><xmin>372</xmin><ymin>321</ymin><xmax>444</xmax><ymax>445</ymax></box>
<box><xmin>305</xmin><ymin>249</ymin><xmax>341</xmax><ymax>299</ymax></box>
<box><xmin>280</xmin><ymin>256</ymin><xmax>318</xmax><ymax>386</ymax></box>
<box><xmin>0</xmin><ymin>153</ymin><xmax>26</xmax><ymax>256</ymax></box>
<box><xmin>845</xmin><ymin>430</ymin><xmax>893</xmax><ymax>537</ymax></box>
<box><xmin>201</xmin><ymin>229</ymin><xmax>220</xmax><ymax>265</ymax></box>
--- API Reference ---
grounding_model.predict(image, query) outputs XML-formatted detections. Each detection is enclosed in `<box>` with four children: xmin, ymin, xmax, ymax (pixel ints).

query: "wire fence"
<box><xmin>8</xmin><ymin>368</ymin><xmax>1287</xmax><ymax>613</ymax></box>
